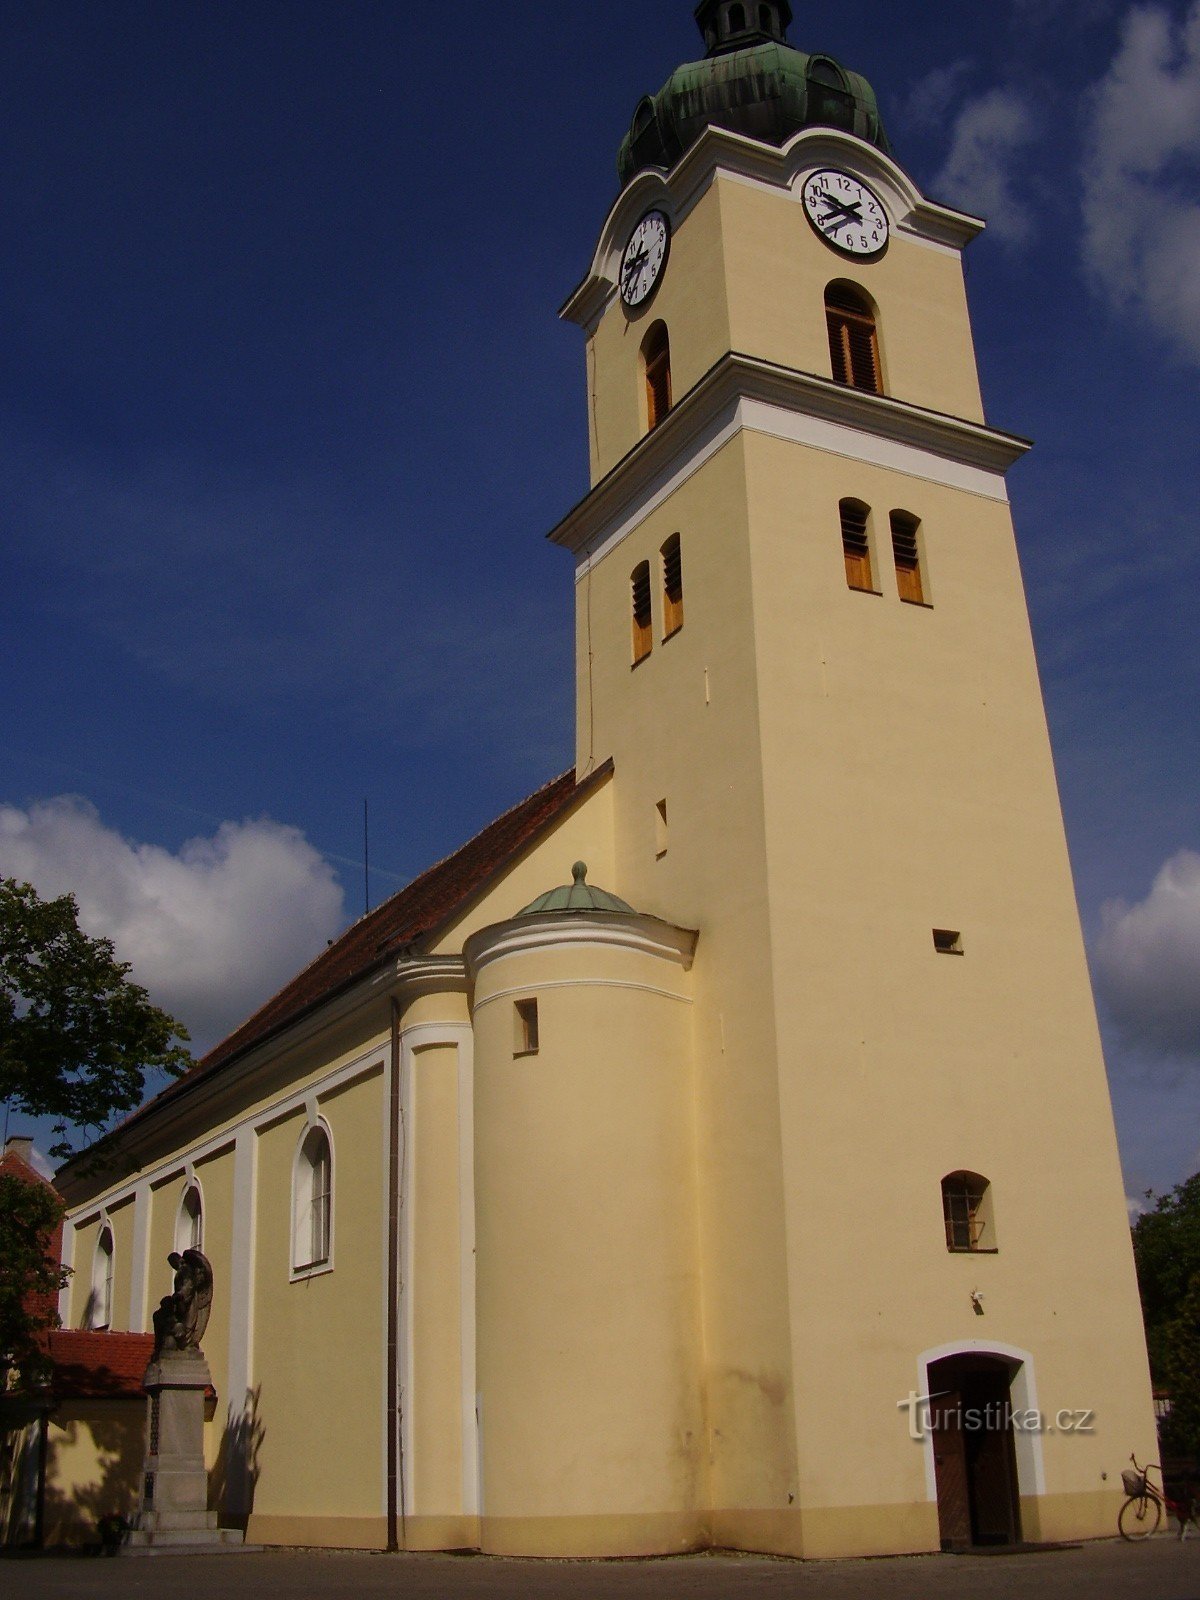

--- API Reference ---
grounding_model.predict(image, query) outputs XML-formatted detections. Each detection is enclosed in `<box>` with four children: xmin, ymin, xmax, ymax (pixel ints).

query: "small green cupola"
<box><xmin>617</xmin><ymin>4</ymin><xmax>890</xmax><ymax>184</ymax></box>
<box><xmin>517</xmin><ymin>862</ymin><xmax>634</xmax><ymax>917</ymax></box>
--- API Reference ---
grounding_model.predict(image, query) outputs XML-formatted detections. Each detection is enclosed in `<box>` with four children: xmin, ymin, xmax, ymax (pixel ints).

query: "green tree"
<box><xmin>1</xmin><ymin>877</ymin><xmax>191</xmax><ymax>1159</ymax></box>
<box><xmin>1132</xmin><ymin>1173</ymin><xmax>1200</xmax><ymax>1457</ymax></box>
<box><xmin>0</xmin><ymin>1172</ymin><xmax>69</xmax><ymax>1380</ymax></box>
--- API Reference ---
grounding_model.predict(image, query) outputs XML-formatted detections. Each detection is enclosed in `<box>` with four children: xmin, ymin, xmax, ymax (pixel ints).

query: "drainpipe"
<box><xmin>386</xmin><ymin>996</ymin><xmax>403</xmax><ymax>1552</ymax></box>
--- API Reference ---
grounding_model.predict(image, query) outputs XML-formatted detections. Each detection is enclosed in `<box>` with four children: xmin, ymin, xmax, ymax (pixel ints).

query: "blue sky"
<box><xmin>2</xmin><ymin>1</ymin><xmax>1198</xmax><ymax>1198</ymax></box>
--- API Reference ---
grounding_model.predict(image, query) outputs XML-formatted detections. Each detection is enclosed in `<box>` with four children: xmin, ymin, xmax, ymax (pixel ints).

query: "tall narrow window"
<box><xmin>728</xmin><ymin>3</ymin><xmax>746</xmax><ymax>31</ymax></box>
<box><xmin>840</xmin><ymin>499</ymin><xmax>874</xmax><ymax>591</ymax></box>
<box><xmin>175</xmin><ymin>1182</ymin><xmax>203</xmax><ymax>1253</ymax></box>
<box><xmin>941</xmin><ymin>1172</ymin><xmax>994</xmax><ymax>1252</ymax></box>
<box><xmin>514</xmin><ymin>998</ymin><xmax>539</xmax><ymax>1055</ymax></box>
<box><xmin>661</xmin><ymin>533</ymin><xmax>684</xmax><ymax>638</ymax></box>
<box><xmin>631</xmin><ymin>561</ymin><xmax>653</xmax><ymax>664</ymax></box>
<box><xmin>91</xmin><ymin>1225</ymin><xmax>114</xmax><ymax>1330</ymax></box>
<box><xmin>641</xmin><ymin>321</ymin><xmax>672</xmax><ymax>432</ymax></box>
<box><xmin>294</xmin><ymin>1124</ymin><xmax>332</xmax><ymax>1273</ymax></box>
<box><xmin>826</xmin><ymin>283</ymin><xmax>882</xmax><ymax>395</ymax></box>
<box><xmin>891</xmin><ymin>511</ymin><xmax>925</xmax><ymax>604</ymax></box>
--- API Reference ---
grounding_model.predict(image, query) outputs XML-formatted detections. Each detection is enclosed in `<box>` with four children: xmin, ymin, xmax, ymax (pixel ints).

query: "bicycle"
<box><xmin>1118</xmin><ymin>1454</ymin><xmax>1200</xmax><ymax>1540</ymax></box>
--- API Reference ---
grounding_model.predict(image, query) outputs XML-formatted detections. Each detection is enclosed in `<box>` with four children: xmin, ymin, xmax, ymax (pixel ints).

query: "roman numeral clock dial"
<box><xmin>802</xmin><ymin>169</ymin><xmax>889</xmax><ymax>259</ymax></box>
<box><xmin>619</xmin><ymin>210</ymin><xmax>671</xmax><ymax>309</ymax></box>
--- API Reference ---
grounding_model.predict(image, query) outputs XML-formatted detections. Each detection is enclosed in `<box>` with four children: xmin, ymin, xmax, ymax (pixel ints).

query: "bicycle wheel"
<box><xmin>1119</xmin><ymin>1494</ymin><xmax>1162</xmax><ymax>1540</ymax></box>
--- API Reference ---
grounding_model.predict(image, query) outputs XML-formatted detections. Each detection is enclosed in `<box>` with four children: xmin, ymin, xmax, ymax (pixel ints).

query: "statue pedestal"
<box><xmin>125</xmin><ymin>1352</ymin><xmax>245</xmax><ymax>1553</ymax></box>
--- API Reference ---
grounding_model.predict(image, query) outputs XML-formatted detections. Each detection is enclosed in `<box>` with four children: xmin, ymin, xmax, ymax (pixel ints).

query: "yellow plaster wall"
<box><xmin>248</xmin><ymin>1066</ymin><xmax>386</xmax><ymax>1524</ymax></box>
<box><xmin>586</xmin><ymin>163</ymin><xmax>986</xmax><ymax>484</ymax></box>
<box><xmin>41</xmin><ymin>1400</ymin><xmax>145</xmax><ymax>1545</ymax></box>
<box><xmin>472</xmin><ymin>936</ymin><xmax>703</xmax><ymax>1551</ymax></box>
<box><xmin>574</xmin><ymin>434</ymin><xmax>799</xmax><ymax>1515</ymax></box>
<box><xmin>408</xmin><ymin>1041</ymin><xmax>464</xmax><ymax>1518</ymax></box>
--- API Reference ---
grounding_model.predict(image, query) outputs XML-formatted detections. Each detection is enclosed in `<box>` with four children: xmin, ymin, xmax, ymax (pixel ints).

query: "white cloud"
<box><xmin>1093</xmin><ymin>849</ymin><xmax>1200</xmax><ymax>1059</ymax></box>
<box><xmin>930</xmin><ymin>89</ymin><xmax>1038</xmax><ymax>245</ymax></box>
<box><xmin>1082</xmin><ymin>2</ymin><xmax>1200</xmax><ymax>360</ymax></box>
<box><xmin>899</xmin><ymin>59</ymin><xmax>975</xmax><ymax>131</ymax></box>
<box><xmin>0</xmin><ymin>796</ymin><xmax>345</xmax><ymax>1054</ymax></box>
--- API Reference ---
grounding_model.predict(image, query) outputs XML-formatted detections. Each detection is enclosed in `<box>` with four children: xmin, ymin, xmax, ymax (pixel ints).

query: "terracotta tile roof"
<box><xmin>1</xmin><ymin>1147</ymin><xmax>64</xmax><ymax>1326</ymax></box>
<box><xmin>46</xmin><ymin>1331</ymin><xmax>155</xmax><ymax>1399</ymax></box>
<box><xmin>60</xmin><ymin>764</ymin><xmax>608</xmax><ymax>1167</ymax></box>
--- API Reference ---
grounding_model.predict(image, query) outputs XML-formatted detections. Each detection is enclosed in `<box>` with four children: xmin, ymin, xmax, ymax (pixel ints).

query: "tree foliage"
<box><xmin>0</xmin><ymin>1171</ymin><xmax>69</xmax><ymax>1380</ymax></box>
<box><xmin>1132</xmin><ymin>1173</ymin><xmax>1200</xmax><ymax>1457</ymax></box>
<box><xmin>0</xmin><ymin>877</ymin><xmax>191</xmax><ymax>1158</ymax></box>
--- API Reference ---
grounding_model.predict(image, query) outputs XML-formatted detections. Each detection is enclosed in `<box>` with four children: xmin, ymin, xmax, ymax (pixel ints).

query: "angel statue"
<box><xmin>151</xmin><ymin>1248</ymin><xmax>214</xmax><ymax>1358</ymax></box>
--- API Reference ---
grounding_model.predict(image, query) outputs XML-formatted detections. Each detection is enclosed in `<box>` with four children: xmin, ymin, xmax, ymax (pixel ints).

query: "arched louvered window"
<box><xmin>942</xmin><ymin>1172</ymin><xmax>995</xmax><ymax>1252</ymax></box>
<box><xmin>890</xmin><ymin>510</ymin><xmax>925</xmax><ymax>604</ymax></box>
<box><xmin>728</xmin><ymin>3</ymin><xmax>746</xmax><ymax>32</ymax></box>
<box><xmin>839</xmin><ymin>499</ymin><xmax>874</xmax><ymax>592</ymax></box>
<box><xmin>826</xmin><ymin>283</ymin><xmax>882</xmax><ymax>395</ymax></box>
<box><xmin>91</xmin><ymin>1224</ymin><xmax>114</xmax><ymax>1330</ymax></box>
<box><xmin>807</xmin><ymin>57</ymin><xmax>854</xmax><ymax>131</ymax></box>
<box><xmin>175</xmin><ymin>1182</ymin><xmax>203</xmax><ymax>1253</ymax></box>
<box><xmin>641</xmin><ymin>321</ymin><xmax>672</xmax><ymax>432</ymax></box>
<box><xmin>631</xmin><ymin>561</ymin><xmax>653</xmax><ymax>665</ymax></box>
<box><xmin>661</xmin><ymin>534</ymin><xmax>684</xmax><ymax>638</ymax></box>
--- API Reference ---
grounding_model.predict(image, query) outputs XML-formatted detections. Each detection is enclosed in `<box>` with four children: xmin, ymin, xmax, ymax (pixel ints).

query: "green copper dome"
<box><xmin>617</xmin><ymin>4</ymin><xmax>890</xmax><ymax>185</ymax></box>
<box><xmin>517</xmin><ymin>862</ymin><xmax>634</xmax><ymax>917</ymax></box>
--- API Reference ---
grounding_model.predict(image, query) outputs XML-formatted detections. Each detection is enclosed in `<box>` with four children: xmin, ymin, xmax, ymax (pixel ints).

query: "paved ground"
<box><xmin>5</xmin><ymin>1539</ymin><xmax>1200</xmax><ymax>1600</ymax></box>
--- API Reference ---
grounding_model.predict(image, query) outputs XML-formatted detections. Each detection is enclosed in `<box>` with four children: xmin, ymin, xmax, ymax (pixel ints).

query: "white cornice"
<box><xmin>547</xmin><ymin>352</ymin><xmax>1030</xmax><ymax>559</ymax></box>
<box><xmin>561</xmin><ymin>125</ymin><xmax>984</xmax><ymax>330</ymax></box>
<box><xmin>463</xmin><ymin>911</ymin><xmax>698</xmax><ymax>983</ymax></box>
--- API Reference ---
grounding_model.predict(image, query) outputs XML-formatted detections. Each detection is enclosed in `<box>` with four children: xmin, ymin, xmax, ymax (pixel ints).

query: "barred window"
<box><xmin>840</xmin><ymin>499</ymin><xmax>874</xmax><ymax>591</ymax></box>
<box><xmin>942</xmin><ymin>1172</ymin><xmax>993</xmax><ymax>1252</ymax></box>
<box><xmin>826</xmin><ymin>283</ymin><xmax>882</xmax><ymax>395</ymax></box>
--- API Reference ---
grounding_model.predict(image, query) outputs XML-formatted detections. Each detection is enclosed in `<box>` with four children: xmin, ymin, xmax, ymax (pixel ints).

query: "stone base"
<box><xmin>123</xmin><ymin>1527</ymin><xmax>254</xmax><ymax>1555</ymax></box>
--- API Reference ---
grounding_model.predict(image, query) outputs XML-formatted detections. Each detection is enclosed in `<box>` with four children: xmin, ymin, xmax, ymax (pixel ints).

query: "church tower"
<box><xmin>551</xmin><ymin>4</ymin><xmax>1156</xmax><ymax>1557</ymax></box>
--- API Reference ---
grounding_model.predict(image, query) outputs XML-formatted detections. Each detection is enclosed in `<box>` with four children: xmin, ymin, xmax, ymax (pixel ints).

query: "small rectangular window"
<box><xmin>514</xmin><ymin>998</ymin><xmax>539</xmax><ymax>1055</ymax></box>
<box><xmin>840</xmin><ymin>501</ymin><xmax>874</xmax><ymax>592</ymax></box>
<box><xmin>661</xmin><ymin>534</ymin><xmax>684</xmax><ymax>638</ymax></box>
<box><xmin>631</xmin><ymin>562</ymin><xmax>652</xmax><ymax>665</ymax></box>
<box><xmin>933</xmin><ymin>929</ymin><xmax>963</xmax><ymax>955</ymax></box>
<box><xmin>655</xmin><ymin>798</ymin><xmax>669</xmax><ymax>858</ymax></box>
<box><xmin>891</xmin><ymin>511</ymin><xmax>925</xmax><ymax>604</ymax></box>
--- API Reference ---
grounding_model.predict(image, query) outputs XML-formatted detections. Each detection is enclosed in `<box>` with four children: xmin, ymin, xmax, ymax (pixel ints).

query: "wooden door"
<box><xmin>929</xmin><ymin>1390</ymin><xmax>971</xmax><ymax>1550</ymax></box>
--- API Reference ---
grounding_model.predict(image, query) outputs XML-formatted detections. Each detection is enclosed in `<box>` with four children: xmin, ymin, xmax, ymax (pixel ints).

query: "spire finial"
<box><xmin>572</xmin><ymin>861</ymin><xmax>588</xmax><ymax>885</ymax></box>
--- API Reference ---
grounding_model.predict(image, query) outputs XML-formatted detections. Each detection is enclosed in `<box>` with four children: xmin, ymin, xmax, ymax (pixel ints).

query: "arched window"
<box><xmin>807</xmin><ymin>57</ymin><xmax>854</xmax><ymax>131</ymax></box>
<box><xmin>91</xmin><ymin>1224</ymin><xmax>114</xmax><ymax>1330</ymax></box>
<box><xmin>293</xmin><ymin>1123</ymin><xmax>333</xmax><ymax>1273</ymax></box>
<box><xmin>826</xmin><ymin>283</ymin><xmax>882</xmax><ymax>395</ymax></box>
<box><xmin>175</xmin><ymin>1181</ymin><xmax>203</xmax><ymax>1253</ymax></box>
<box><xmin>631</xmin><ymin>560</ymin><xmax>653</xmax><ymax>665</ymax></box>
<box><xmin>640</xmin><ymin>321</ymin><xmax>672</xmax><ymax>432</ymax></box>
<box><xmin>661</xmin><ymin>534</ymin><xmax>684</xmax><ymax>638</ymax></box>
<box><xmin>759</xmin><ymin>5</ymin><xmax>774</xmax><ymax>31</ymax></box>
<box><xmin>839</xmin><ymin>499</ymin><xmax>874</xmax><ymax>591</ymax></box>
<box><xmin>942</xmin><ymin>1172</ymin><xmax>995</xmax><ymax>1252</ymax></box>
<box><xmin>890</xmin><ymin>510</ymin><xmax>925</xmax><ymax>604</ymax></box>
<box><xmin>728</xmin><ymin>3</ymin><xmax>747</xmax><ymax>32</ymax></box>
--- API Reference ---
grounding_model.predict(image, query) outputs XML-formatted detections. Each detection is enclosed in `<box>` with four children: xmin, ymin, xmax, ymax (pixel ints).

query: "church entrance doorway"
<box><xmin>927</xmin><ymin>1353</ymin><xmax>1022</xmax><ymax>1550</ymax></box>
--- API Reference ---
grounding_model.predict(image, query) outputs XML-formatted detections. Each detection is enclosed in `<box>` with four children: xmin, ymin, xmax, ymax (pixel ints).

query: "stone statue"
<box><xmin>151</xmin><ymin>1248</ymin><xmax>213</xmax><ymax>1358</ymax></box>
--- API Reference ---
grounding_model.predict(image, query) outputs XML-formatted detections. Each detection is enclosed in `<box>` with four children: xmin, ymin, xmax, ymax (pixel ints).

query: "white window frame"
<box><xmin>174</xmin><ymin>1178</ymin><xmax>205</xmax><ymax>1254</ymax></box>
<box><xmin>290</xmin><ymin>1118</ymin><xmax>334</xmax><ymax>1281</ymax></box>
<box><xmin>91</xmin><ymin>1220</ymin><xmax>115</xmax><ymax>1330</ymax></box>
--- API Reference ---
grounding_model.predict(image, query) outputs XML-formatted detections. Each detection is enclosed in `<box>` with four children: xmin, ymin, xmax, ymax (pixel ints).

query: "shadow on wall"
<box><xmin>209</xmin><ymin>1385</ymin><xmax>265</xmax><ymax>1533</ymax></box>
<box><xmin>40</xmin><ymin>1403</ymin><xmax>146</xmax><ymax>1547</ymax></box>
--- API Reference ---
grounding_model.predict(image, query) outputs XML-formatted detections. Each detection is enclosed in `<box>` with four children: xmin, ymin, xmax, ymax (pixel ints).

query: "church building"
<box><xmin>50</xmin><ymin>2</ymin><xmax>1156</xmax><ymax>1558</ymax></box>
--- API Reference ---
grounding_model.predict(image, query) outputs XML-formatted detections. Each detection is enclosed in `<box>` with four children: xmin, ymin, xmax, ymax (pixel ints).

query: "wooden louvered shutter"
<box><xmin>840</xmin><ymin>502</ymin><xmax>873</xmax><ymax>591</ymax></box>
<box><xmin>826</xmin><ymin>289</ymin><xmax>882</xmax><ymax>395</ymax></box>
<box><xmin>891</xmin><ymin>512</ymin><xmax>924</xmax><ymax>603</ymax></box>
<box><xmin>631</xmin><ymin>562</ymin><xmax>652</xmax><ymax>663</ymax></box>
<box><xmin>662</xmin><ymin>534</ymin><xmax>683</xmax><ymax>637</ymax></box>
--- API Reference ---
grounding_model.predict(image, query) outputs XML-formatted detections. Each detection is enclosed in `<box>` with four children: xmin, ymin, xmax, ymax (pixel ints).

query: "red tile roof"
<box><xmin>1</xmin><ymin>1147</ymin><xmax>64</xmax><ymax>1326</ymax></box>
<box><xmin>59</xmin><ymin>764</ymin><xmax>609</xmax><ymax>1168</ymax></box>
<box><xmin>46</xmin><ymin>1331</ymin><xmax>155</xmax><ymax>1398</ymax></box>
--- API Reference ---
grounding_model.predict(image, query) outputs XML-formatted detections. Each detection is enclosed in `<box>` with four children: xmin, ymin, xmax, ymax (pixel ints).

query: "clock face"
<box><xmin>620</xmin><ymin>210</ymin><xmax>670</xmax><ymax>308</ymax></box>
<box><xmin>802</xmin><ymin>169</ymin><xmax>889</xmax><ymax>259</ymax></box>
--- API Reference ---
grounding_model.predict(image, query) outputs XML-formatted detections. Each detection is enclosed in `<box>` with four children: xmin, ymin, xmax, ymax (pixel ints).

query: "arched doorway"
<box><xmin>927</xmin><ymin>1353</ymin><xmax>1022</xmax><ymax>1549</ymax></box>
